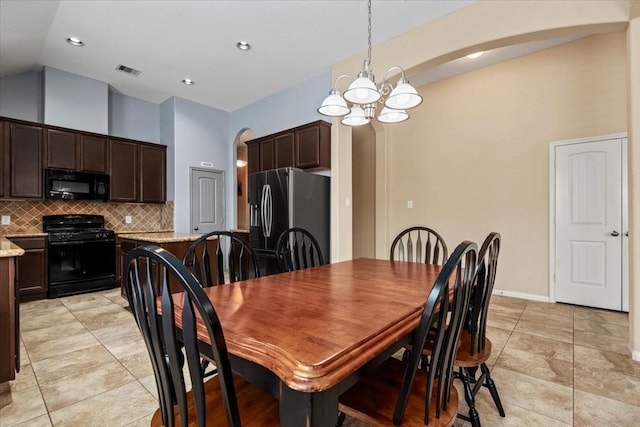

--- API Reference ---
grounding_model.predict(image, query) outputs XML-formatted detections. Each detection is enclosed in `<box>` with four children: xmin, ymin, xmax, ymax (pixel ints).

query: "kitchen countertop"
<box><xmin>0</xmin><ymin>238</ymin><xmax>26</xmax><ymax>258</ymax></box>
<box><xmin>117</xmin><ymin>232</ymin><xmax>207</xmax><ymax>243</ymax></box>
<box><xmin>3</xmin><ymin>232</ymin><xmax>48</xmax><ymax>238</ymax></box>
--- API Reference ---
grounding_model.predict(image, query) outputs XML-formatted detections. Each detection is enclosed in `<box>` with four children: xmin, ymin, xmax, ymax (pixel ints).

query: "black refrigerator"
<box><xmin>249</xmin><ymin>168</ymin><xmax>330</xmax><ymax>275</ymax></box>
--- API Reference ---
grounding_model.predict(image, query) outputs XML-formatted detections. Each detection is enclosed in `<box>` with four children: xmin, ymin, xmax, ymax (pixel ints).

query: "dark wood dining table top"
<box><xmin>173</xmin><ymin>257</ymin><xmax>442</xmax><ymax>393</ymax></box>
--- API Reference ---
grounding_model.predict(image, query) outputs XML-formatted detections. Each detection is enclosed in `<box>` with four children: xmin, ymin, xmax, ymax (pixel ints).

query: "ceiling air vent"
<box><xmin>115</xmin><ymin>64</ymin><xmax>141</xmax><ymax>76</ymax></box>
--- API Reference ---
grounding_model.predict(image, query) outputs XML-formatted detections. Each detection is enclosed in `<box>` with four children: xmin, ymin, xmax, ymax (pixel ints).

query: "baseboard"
<box><xmin>492</xmin><ymin>289</ymin><xmax>550</xmax><ymax>302</ymax></box>
<box><xmin>628</xmin><ymin>343</ymin><xmax>640</xmax><ymax>362</ymax></box>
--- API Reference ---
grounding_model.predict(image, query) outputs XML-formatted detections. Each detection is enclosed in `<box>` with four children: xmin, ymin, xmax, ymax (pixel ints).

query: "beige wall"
<box><xmin>352</xmin><ymin>125</ymin><xmax>376</xmax><ymax>258</ymax></box>
<box><xmin>384</xmin><ymin>33</ymin><xmax>627</xmax><ymax>297</ymax></box>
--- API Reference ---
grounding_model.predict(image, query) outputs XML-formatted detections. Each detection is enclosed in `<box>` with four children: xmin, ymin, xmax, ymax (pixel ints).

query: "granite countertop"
<box><xmin>0</xmin><ymin>238</ymin><xmax>26</xmax><ymax>258</ymax></box>
<box><xmin>118</xmin><ymin>232</ymin><xmax>207</xmax><ymax>243</ymax></box>
<box><xmin>3</xmin><ymin>232</ymin><xmax>48</xmax><ymax>238</ymax></box>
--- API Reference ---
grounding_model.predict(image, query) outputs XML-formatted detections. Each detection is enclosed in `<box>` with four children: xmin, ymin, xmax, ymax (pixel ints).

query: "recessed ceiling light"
<box><xmin>66</xmin><ymin>37</ymin><xmax>84</xmax><ymax>47</ymax></box>
<box><xmin>236</xmin><ymin>41</ymin><xmax>251</xmax><ymax>51</ymax></box>
<box><xmin>466</xmin><ymin>51</ymin><xmax>483</xmax><ymax>59</ymax></box>
<box><xmin>182</xmin><ymin>78</ymin><xmax>195</xmax><ymax>85</ymax></box>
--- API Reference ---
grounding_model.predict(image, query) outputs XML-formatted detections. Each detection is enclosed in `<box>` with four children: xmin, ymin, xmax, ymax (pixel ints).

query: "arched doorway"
<box><xmin>236</xmin><ymin>129</ymin><xmax>254</xmax><ymax>230</ymax></box>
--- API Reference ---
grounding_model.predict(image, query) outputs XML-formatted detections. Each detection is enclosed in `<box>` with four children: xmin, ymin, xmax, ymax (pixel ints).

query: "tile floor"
<box><xmin>1</xmin><ymin>290</ymin><xmax>638</xmax><ymax>426</ymax></box>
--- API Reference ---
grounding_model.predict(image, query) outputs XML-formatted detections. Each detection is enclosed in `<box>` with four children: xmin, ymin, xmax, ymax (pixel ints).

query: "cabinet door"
<box><xmin>260</xmin><ymin>138</ymin><xmax>275</xmax><ymax>171</ymax></box>
<box><xmin>109</xmin><ymin>139</ymin><xmax>139</xmax><ymax>202</ymax></box>
<box><xmin>9</xmin><ymin>237</ymin><xmax>47</xmax><ymax>296</ymax></box>
<box><xmin>79</xmin><ymin>135</ymin><xmax>108</xmax><ymax>173</ymax></box>
<box><xmin>248</xmin><ymin>142</ymin><xmax>260</xmax><ymax>174</ymax></box>
<box><xmin>139</xmin><ymin>144</ymin><xmax>166</xmax><ymax>203</ymax></box>
<box><xmin>9</xmin><ymin>122</ymin><xmax>43</xmax><ymax>198</ymax></box>
<box><xmin>46</xmin><ymin>129</ymin><xmax>78</xmax><ymax>170</ymax></box>
<box><xmin>0</xmin><ymin>121</ymin><xmax>5</xmax><ymax>198</ymax></box>
<box><xmin>295</xmin><ymin>126</ymin><xmax>321</xmax><ymax>169</ymax></box>
<box><xmin>275</xmin><ymin>133</ymin><xmax>294</xmax><ymax>168</ymax></box>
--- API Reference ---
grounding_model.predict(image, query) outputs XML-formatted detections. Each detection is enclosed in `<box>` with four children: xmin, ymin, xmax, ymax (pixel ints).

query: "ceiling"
<box><xmin>0</xmin><ymin>0</ymin><xmax>582</xmax><ymax>113</ymax></box>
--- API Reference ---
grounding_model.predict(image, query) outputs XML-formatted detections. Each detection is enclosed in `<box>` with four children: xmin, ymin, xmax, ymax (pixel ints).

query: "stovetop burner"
<box><xmin>43</xmin><ymin>214</ymin><xmax>115</xmax><ymax>242</ymax></box>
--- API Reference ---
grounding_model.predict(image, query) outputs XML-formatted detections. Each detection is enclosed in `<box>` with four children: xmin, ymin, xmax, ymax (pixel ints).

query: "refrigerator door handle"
<box><xmin>261</xmin><ymin>184</ymin><xmax>268</xmax><ymax>237</ymax></box>
<box><xmin>265</xmin><ymin>184</ymin><xmax>273</xmax><ymax>238</ymax></box>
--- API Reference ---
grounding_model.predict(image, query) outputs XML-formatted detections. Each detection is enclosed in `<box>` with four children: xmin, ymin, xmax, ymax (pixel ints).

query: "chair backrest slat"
<box><xmin>276</xmin><ymin>227</ymin><xmax>326</xmax><ymax>273</ymax></box>
<box><xmin>390</xmin><ymin>226</ymin><xmax>448</xmax><ymax>265</ymax></box>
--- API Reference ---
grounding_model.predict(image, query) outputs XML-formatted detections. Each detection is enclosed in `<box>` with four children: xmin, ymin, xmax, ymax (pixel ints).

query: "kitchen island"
<box><xmin>0</xmin><ymin>238</ymin><xmax>25</xmax><ymax>382</ymax></box>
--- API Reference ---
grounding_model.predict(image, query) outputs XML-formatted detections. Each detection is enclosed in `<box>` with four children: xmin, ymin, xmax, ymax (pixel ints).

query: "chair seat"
<box><xmin>454</xmin><ymin>331</ymin><xmax>492</xmax><ymax>368</ymax></box>
<box><xmin>339</xmin><ymin>357</ymin><xmax>458</xmax><ymax>427</ymax></box>
<box><xmin>151</xmin><ymin>372</ymin><xmax>280</xmax><ymax>427</ymax></box>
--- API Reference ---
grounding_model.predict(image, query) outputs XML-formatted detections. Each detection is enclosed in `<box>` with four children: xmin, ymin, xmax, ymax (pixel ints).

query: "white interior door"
<box><xmin>190</xmin><ymin>168</ymin><xmax>225</xmax><ymax>234</ymax></box>
<box><xmin>554</xmin><ymin>138</ymin><xmax>624</xmax><ymax>310</ymax></box>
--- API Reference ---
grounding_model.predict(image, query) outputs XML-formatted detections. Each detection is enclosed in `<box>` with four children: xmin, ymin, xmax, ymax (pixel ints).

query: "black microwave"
<box><xmin>45</xmin><ymin>168</ymin><xmax>110</xmax><ymax>201</ymax></box>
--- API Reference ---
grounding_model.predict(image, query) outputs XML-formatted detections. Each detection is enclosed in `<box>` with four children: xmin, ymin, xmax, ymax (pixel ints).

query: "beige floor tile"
<box><xmin>573</xmin><ymin>318</ymin><xmax>629</xmax><ymax>339</ymax></box>
<box><xmin>496</xmin><ymin>347</ymin><xmax>573</xmax><ymax>387</ymax></box>
<box><xmin>0</xmin><ymin>384</ymin><xmax>48</xmax><ymax>427</ymax></box>
<box><xmin>573</xmin><ymin>306</ymin><xmax>629</xmax><ymax>326</ymax></box>
<box><xmin>72</xmin><ymin>304</ymin><xmax>134</xmax><ymax>331</ymax></box>
<box><xmin>139</xmin><ymin>375</ymin><xmax>159</xmax><ymax>399</ymax></box>
<box><xmin>123</xmin><ymin>413</ymin><xmax>155</xmax><ymax>427</ymax></box>
<box><xmin>119</xmin><ymin>349</ymin><xmax>155</xmax><ymax>379</ymax></box>
<box><xmin>48</xmin><ymin>381</ymin><xmax>158</xmax><ymax>427</ymax></box>
<box><xmin>525</xmin><ymin>301</ymin><xmax>575</xmax><ymax>318</ymax></box>
<box><xmin>484</xmin><ymin>326</ymin><xmax>513</xmax><ymax>366</ymax></box>
<box><xmin>574</xmin><ymin>363</ymin><xmax>640</xmax><ymax>407</ymax></box>
<box><xmin>19</xmin><ymin>298</ymin><xmax>64</xmax><ymax>315</ymax></box>
<box><xmin>574</xmin><ymin>344</ymin><xmax>640</xmax><ymax>381</ymax></box>
<box><xmin>18</xmin><ymin>338</ymin><xmax>30</xmax><ymax>366</ymax></box>
<box><xmin>503</xmin><ymin>332</ymin><xmax>573</xmax><ymax>361</ymax></box>
<box><xmin>23</xmin><ymin>327</ymin><xmax>98</xmax><ymax>363</ymax></box>
<box><xmin>490</xmin><ymin>295</ymin><xmax>529</xmax><ymax>309</ymax></box>
<box><xmin>59</xmin><ymin>292</ymin><xmax>115</xmax><ymax>312</ymax></box>
<box><xmin>21</xmin><ymin>319</ymin><xmax>87</xmax><ymax>346</ymax></box>
<box><xmin>514</xmin><ymin>319</ymin><xmax>573</xmax><ymax>344</ymax></box>
<box><xmin>13</xmin><ymin>414</ymin><xmax>52</xmax><ymax>427</ymax></box>
<box><xmin>31</xmin><ymin>344</ymin><xmax>119</xmax><ymax>384</ymax></box>
<box><xmin>574</xmin><ymin>330</ymin><xmax>629</xmax><ymax>355</ymax></box>
<box><xmin>39</xmin><ymin>358</ymin><xmax>136</xmax><ymax>412</ymax></box>
<box><xmin>573</xmin><ymin>389</ymin><xmax>640</xmax><ymax>426</ymax></box>
<box><xmin>488</xmin><ymin>303</ymin><xmax>525</xmax><ymax>318</ymax></box>
<box><xmin>91</xmin><ymin>322</ymin><xmax>146</xmax><ymax>359</ymax></box>
<box><xmin>487</xmin><ymin>311</ymin><xmax>520</xmax><ymax>331</ymax></box>
<box><xmin>520</xmin><ymin>307</ymin><xmax>574</xmax><ymax>328</ymax></box>
<box><xmin>4</xmin><ymin>363</ymin><xmax>38</xmax><ymax>393</ymax></box>
<box><xmin>491</xmin><ymin>367</ymin><xmax>573</xmax><ymax>424</ymax></box>
<box><xmin>19</xmin><ymin>306</ymin><xmax>77</xmax><ymax>332</ymax></box>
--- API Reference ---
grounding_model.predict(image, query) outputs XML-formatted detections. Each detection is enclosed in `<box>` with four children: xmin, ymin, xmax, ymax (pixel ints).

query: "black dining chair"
<box><xmin>124</xmin><ymin>245</ymin><xmax>279</xmax><ymax>427</ymax></box>
<box><xmin>454</xmin><ymin>232</ymin><xmax>505</xmax><ymax>426</ymax></box>
<box><xmin>275</xmin><ymin>227</ymin><xmax>325</xmax><ymax>273</ymax></box>
<box><xmin>337</xmin><ymin>241</ymin><xmax>478</xmax><ymax>427</ymax></box>
<box><xmin>183</xmin><ymin>230</ymin><xmax>260</xmax><ymax>287</ymax></box>
<box><xmin>390</xmin><ymin>226</ymin><xmax>448</xmax><ymax>265</ymax></box>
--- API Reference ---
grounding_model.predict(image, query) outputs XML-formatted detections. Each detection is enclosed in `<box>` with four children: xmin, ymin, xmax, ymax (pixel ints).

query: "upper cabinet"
<box><xmin>247</xmin><ymin>121</ymin><xmax>331</xmax><ymax>173</ymax></box>
<box><xmin>109</xmin><ymin>139</ymin><xmax>166</xmax><ymax>204</ymax></box>
<box><xmin>0</xmin><ymin>117</ymin><xmax>166</xmax><ymax>203</ymax></box>
<box><xmin>7</xmin><ymin>121</ymin><xmax>44</xmax><ymax>199</ymax></box>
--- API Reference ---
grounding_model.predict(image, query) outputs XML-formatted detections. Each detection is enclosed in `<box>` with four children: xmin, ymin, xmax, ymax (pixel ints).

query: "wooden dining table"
<box><xmin>174</xmin><ymin>257</ymin><xmax>443</xmax><ymax>426</ymax></box>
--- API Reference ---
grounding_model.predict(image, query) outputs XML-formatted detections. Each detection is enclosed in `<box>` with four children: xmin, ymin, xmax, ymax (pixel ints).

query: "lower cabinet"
<box><xmin>8</xmin><ymin>236</ymin><xmax>47</xmax><ymax>300</ymax></box>
<box><xmin>0</xmin><ymin>255</ymin><xmax>19</xmax><ymax>382</ymax></box>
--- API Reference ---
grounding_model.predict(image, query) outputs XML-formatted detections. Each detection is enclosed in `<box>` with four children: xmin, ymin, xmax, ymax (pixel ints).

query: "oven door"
<box><xmin>47</xmin><ymin>238</ymin><xmax>116</xmax><ymax>298</ymax></box>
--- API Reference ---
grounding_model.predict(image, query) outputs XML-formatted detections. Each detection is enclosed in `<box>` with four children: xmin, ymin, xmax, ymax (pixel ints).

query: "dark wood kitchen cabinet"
<box><xmin>7</xmin><ymin>122</ymin><xmax>44</xmax><ymax>199</ymax></box>
<box><xmin>0</xmin><ymin>121</ymin><xmax>5</xmax><ymax>198</ymax></box>
<box><xmin>139</xmin><ymin>143</ymin><xmax>166</xmax><ymax>203</ymax></box>
<box><xmin>109</xmin><ymin>139</ymin><xmax>139</xmax><ymax>202</ymax></box>
<box><xmin>8</xmin><ymin>236</ymin><xmax>47</xmax><ymax>300</ymax></box>
<box><xmin>46</xmin><ymin>128</ymin><xmax>77</xmax><ymax>170</ymax></box>
<box><xmin>110</xmin><ymin>139</ymin><xmax>166</xmax><ymax>203</ymax></box>
<box><xmin>246</xmin><ymin>120</ymin><xmax>331</xmax><ymax>173</ymax></box>
<box><xmin>0</xmin><ymin>253</ymin><xmax>19</xmax><ymax>383</ymax></box>
<box><xmin>79</xmin><ymin>134</ymin><xmax>108</xmax><ymax>173</ymax></box>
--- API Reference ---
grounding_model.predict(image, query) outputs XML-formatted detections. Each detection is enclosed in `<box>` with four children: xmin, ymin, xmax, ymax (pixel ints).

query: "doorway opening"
<box><xmin>236</xmin><ymin>129</ymin><xmax>254</xmax><ymax>230</ymax></box>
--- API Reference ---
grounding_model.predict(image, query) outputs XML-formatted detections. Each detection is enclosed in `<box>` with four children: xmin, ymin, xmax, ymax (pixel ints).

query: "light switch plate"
<box><xmin>1</xmin><ymin>215</ymin><xmax>10</xmax><ymax>225</ymax></box>
<box><xmin>345</xmin><ymin>197</ymin><xmax>351</xmax><ymax>207</ymax></box>
<box><xmin>407</xmin><ymin>200</ymin><xmax>413</xmax><ymax>209</ymax></box>
<box><xmin>125</xmin><ymin>215</ymin><xmax>132</xmax><ymax>224</ymax></box>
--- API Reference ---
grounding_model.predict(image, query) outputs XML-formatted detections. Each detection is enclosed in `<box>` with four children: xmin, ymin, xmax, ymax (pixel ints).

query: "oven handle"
<box><xmin>49</xmin><ymin>238</ymin><xmax>115</xmax><ymax>246</ymax></box>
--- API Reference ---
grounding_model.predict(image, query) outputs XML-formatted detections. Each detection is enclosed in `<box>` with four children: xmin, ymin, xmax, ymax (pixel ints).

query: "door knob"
<box><xmin>610</xmin><ymin>230</ymin><xmax>619</xmax><ymax>237</ymax></box>
<box><xmin>194</xmin><ymin>226</ymin><xmax>199</xmax><ymax>231</ymax></box>
<box><xmin>625</xmin><ymin>231</ymin><xmax>629</xmax><ymax>237</ymax></box>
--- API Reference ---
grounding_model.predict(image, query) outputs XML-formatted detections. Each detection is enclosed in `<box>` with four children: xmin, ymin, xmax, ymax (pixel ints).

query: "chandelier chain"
<box><xmin>367</xmin><ymin>0</ymin><xmax>372</xmax><ymax>68</ymax></box>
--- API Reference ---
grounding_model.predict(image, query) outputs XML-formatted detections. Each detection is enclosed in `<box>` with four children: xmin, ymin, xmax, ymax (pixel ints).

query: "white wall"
<box><xmin>0</xmin><ymin>71</ymin><xmax>43</xmax><ymax>122</ymax></box>
<box><xmin>43</xmin><ymin>66</ymin><xmax>108</xmax><ymax>134</ymax></box>
<box><xmin>173</xmin><ymin>97</ymin><xmax>230</xmax><ymax>233</ymax></box>
<box><xmin>109</xmin><ymin>92</ymin><xmax>160</xmax><ymax>143</ymax></box>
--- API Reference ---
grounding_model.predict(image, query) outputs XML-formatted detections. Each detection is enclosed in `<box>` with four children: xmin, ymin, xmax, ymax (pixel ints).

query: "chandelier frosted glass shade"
<box><xmin>317</xmin><ymin>89</ymin><xmax>351</xmax><ymax>116</ymax></box>
<box><xmin>377</xmin><ymin>107</ymin><xmax>409</xmax><ymax>123</ymax></box>
<box><xmin>385</xmin><ymin>79</ymin><xmax>423</xmax><ymax>110</ymax></box>
<box><xmin>344</xmin><ymin>74</ymin><xmax>381</xmax><ymax>105</ymax></box>
<box><xmin>341</xmin><ymin>105</ymin><xmax>370</xmax><ymax>126</ymax></box>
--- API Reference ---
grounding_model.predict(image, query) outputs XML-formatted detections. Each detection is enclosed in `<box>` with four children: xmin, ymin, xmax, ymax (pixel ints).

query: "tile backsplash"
<box><xmin>0</xmin><ymin>200</ymin><xmax>173</xmax><ymax>234</ymax></box>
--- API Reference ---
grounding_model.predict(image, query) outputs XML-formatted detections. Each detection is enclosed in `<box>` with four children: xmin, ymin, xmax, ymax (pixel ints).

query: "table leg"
<box><xmin>279</xmin><ymin>383</ymin><xmax>339</xmax><ymax>427</ymax></box>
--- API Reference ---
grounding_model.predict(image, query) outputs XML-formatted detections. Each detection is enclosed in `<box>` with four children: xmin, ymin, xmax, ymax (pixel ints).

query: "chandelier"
<box><xmin>317</xmin><ymin>0</ymin><xmax>423</xmax><ymax>126</ymax></box>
